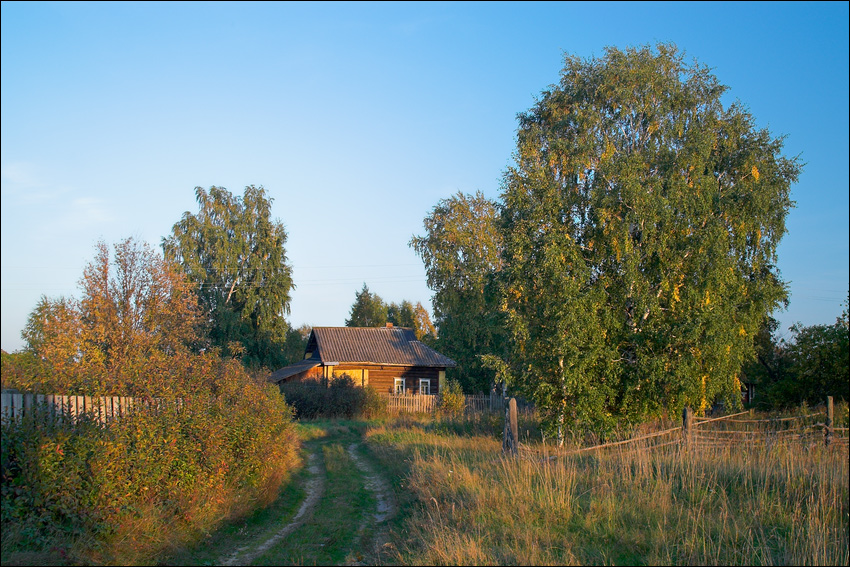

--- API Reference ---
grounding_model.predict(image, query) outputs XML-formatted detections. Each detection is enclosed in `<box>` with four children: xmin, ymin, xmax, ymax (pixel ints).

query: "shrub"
<box><xmin>280</xmin><ymin>375</ymin><xmax>379</xmax><ymax>419</ymax></box>
<box><xmin>1</xmin><ymin>356</ymin><xmax>299</xmax><ymax>565</ymax></box>
<box><xmin>438</xmin><ymin>379</ymin><xmax>465</xmax><ymax>418</ymax></box>
<box><xmin>361</xmin><ymin>385</ymin><xmax>388</xmax><ymax>420</ymax></box>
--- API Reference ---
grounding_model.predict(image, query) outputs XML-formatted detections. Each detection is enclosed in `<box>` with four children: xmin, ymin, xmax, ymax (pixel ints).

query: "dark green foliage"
<box><xmin>387</xmin><ymin>300</ymin><xmax>416</xmax><ymax>329</ymax></box>
<box><xmin>345</xmin><ymin>284</ymin><xmax>436</xmax><ymax>340</ymax></box>
<box><xmin>280</xmin><ymin>377</ymin><xmax>386</xmax><ymax>420</ymax></box>
<box><xmin>163</xmin><ymin>186</ymin><xmax>294</xmax><ymax>370</ymax></box>
<box><xmin>280</xmin><ymin>324</ymin><xmax>312</xmax><ymax>366</ymax></box>
<box><xmin>345</xmin><ymin>284</ymin><xmax>388</xmax><ymax>327</ymax></box>
<box><xmin>497</xmin><ymin>43</ymin><xmax>801</xmax><ymax>433</ymax></box>
<box><xmin>784</xmin><ymin>317</ymin><xmax>849</xmax><ymax>404</ymax></box>
<box><xmin>749</xmin><ymin>297</ymin><xmax>849</xmax><ymax>408</ymax></box>
<box><xmin>411</xmin><ymin>191</ymin><xmax>506</xmax><ymax>394</ymax></box>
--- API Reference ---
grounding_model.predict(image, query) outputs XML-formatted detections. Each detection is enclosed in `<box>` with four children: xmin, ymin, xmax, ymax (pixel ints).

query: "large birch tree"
<box><xmin>498</xmin><ymin>44</ymin><xmax>801</xmax><ymax>437</ymax></box>
<box><xmin>411</xmin><ymin>191</ymin><xmax>505</xmax><ymax>393</ymax></box>
<box><xmin>163</xmin><ymin>185</ymin><xmax>294</xmax><ymax>369</ymax></box>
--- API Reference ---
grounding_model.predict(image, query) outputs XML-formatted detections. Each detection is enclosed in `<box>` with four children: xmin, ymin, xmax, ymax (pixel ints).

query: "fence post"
<box><xmin>826</xmin><ymin>396</ymin><xmax>834</xmax><ymax>447</ymax></box>
<box><xmin>682</xmin><ymin>406</ymin><xmax>693</xmax><ymax>447</ymax></box>
<box><xmin>503</xmin><ymin>397</ymin><xmax>519</xmax><ymax>456</ymax></box>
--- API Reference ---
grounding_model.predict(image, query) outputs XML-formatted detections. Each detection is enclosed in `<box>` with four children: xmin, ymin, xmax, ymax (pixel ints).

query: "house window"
<box><xmin>394</xmin><ymin>378</ymin><xmax>405</xmax><ymax>395</ymax></box>
<box><xmin>419</xmin><ymin>379</ymin><xmax>431</xmax><ymax>396</ymax></box>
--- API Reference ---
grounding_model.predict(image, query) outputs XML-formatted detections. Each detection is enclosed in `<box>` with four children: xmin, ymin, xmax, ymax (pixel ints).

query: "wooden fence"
<box><xmin>521</xmin><ymin>397</ymin><xmax>848</xmax><ymax>459</ymax></box>
<box><xmin>380</xmin><ymin>392</ymin><xmax>438</xmax><ymax>414</ymax></box>
<box><xmin>1</xmin><ymin>391</ymin><xmax>175</xmax><ymax>425</ymax></box>
<box><xmin>379</xmin><ymin>393</ymin><xmax>521</xmax><ymax>415</ymax></box>
<box><xmin>685</xmin><ymin>397</ymin><xmax>849</xmax><ymax>449</ymax></box>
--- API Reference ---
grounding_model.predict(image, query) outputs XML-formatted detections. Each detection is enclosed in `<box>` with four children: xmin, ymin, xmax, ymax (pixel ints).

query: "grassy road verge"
<box><xmin>164</xmin><ymin>420</ymin><xmax>387</xmax><ymax>566</ymax></box>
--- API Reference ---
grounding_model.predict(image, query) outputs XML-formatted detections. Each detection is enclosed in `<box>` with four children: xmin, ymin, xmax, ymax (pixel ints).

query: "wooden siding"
<box><xmin>280</xmin><ymin>363</ymin><xmax>443</xmax><ymax>395</ymax></box>
<box><xmin>356</xmin><ymin>365</ymin><xmax>441</xmax><ymax>395</ymax></box>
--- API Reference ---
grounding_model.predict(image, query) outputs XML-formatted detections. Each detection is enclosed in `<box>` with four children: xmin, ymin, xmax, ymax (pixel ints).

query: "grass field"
<box><xmin>4</xmin><ymin>407</ymin><xmax>846</xmax><ymax>565</ymax></box>
<box><xmin>366</xmin><ymin>412</ymin><xmax>850</xmax><ymax>566</ymax></box>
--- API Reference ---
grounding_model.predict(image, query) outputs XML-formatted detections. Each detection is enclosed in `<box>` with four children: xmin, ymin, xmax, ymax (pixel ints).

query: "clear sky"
<box><xmin>2</xmin><ymin>1</ymin><xmax>848</xmax><ymax>353</ymax></box>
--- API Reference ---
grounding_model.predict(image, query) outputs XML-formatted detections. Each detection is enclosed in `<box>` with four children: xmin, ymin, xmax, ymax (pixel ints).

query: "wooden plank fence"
<box><xmin>380</xmin><ymin>392</ymin><xmax>438</xmax><ymax>414</ymax></box>
<box><xmin>1</xmin><ymin>391</ymin><xmax>176</xmax><ymax>426</ymax></box>
<box><xmin>379</xmin><ymin>393</ymin><xmax>521</xmax><ymax>415</ymax></box>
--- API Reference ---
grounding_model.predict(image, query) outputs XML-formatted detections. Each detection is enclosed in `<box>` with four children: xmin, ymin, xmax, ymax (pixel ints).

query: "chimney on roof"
<box><xmin>386</xmin><ymin>322</ymin><xmax>393</xmax><ymax>328</ymax></box>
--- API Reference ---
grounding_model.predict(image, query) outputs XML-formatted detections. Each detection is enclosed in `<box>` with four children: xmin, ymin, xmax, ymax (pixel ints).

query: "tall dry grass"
<box><xmin>367</xmin><ymin>416</ymin><xmax>849</xmax><ymax>565</ymax></box>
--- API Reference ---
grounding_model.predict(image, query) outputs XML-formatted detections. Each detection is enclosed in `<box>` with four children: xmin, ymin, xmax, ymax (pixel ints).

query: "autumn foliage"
<box><xmin>1</xmin><ymin>237</ymin><xmax>299</xmax><ymax>564</ymax></box>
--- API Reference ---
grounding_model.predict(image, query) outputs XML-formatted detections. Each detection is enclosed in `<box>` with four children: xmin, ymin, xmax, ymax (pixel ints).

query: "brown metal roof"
<box><xmin>310</xmin><ymin>326</ymin><xmax>456</xmax><ymax>367</ymax></box>
<box><xmin>268</xmin><ymin>359</ymin><xmax>321</xmax><ymax>383</ymax></box>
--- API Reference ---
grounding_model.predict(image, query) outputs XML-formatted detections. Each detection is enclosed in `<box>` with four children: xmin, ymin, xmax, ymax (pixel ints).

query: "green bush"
<box><xmin>280</xmin><ymin>375</ymin><xmax>384</xmax><ymax>420</ymax></box>
<box><xmin>361</xmin><ymin>385</ymin><xmax>388</xmax><ymax>419</ymax></box>
<box><xmin>438</xmin><ymin>379</ymin><xmax>465</xmax><ymax>418</ymax></box>
<box><xmin>1</xmin><ymin>357</ymin><xmax>299</xmax><ymax>565</ymax></box>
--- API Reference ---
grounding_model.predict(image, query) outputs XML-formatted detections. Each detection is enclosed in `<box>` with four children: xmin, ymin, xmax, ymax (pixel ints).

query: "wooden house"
<box><xmin>270</xmin><ymin>324</ymin><xmax>456</xmax><ymax>395</ymax></box>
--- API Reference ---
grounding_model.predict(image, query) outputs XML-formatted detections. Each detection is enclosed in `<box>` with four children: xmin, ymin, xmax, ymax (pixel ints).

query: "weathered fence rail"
<box><xmin>1</xmin><ymin>391</ymin><xmax>175</xmax><ymax>425</ymax></box>
<box><xmin>521</xmin><ymin>396</ymin><xmax>847</xmax><ymax>460</ymax></box>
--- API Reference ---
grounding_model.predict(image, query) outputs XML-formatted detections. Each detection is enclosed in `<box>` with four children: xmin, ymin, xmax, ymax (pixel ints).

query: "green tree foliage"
<box><xmin>346</xmin><ymin>283</ymin><xmax>388</xmax><ymax>327</ymax></box>
<box><xmin>344</xmin><ymin>284</ymin><xmax>435</xmax><ymax>340</ymax></box>
<box><xmin>740</xmin><ymin>315</ymin><xmax>790</xmax><ymax>405</ymax></box>
<box><xmin>411</xmin><ymin>191</ymin><xmax>505</xmax><ymax>393</ymax></box>
<box><xmin>280</xmin><ymin>324</ymin><xmax>312</xmax><ymax>365</ymax></box>
<box><xmin>497</xmin><ymin>44</ymin><xmax>801</xmax><ymax>434</ymax></box>
<box><xmin>748</xmin><ymin>297</ymin><xmax>849</xmax><ymax>407</ymax></box>
<box><xmin>388</xmin><ymin>300</ymin><xmax>416</xmax><ymax>329</ymax></box>
<box><xmin>162</xmin><ymin>185</ymin><xmax>294</xmax><ymax>369</ymax></box>
<box><xmin>784</xmin><ymin>305</ymin><xmax>849</xmax><ymax>405</ymax></box>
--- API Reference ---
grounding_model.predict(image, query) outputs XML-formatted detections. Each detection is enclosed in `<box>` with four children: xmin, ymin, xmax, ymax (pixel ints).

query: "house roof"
<box><xmin>309</xmin><ymin>326</ymin><xmax>456</xmax><ymax>368</ymax></box>
<box><xmin>268</xmin><ymin>358</ymin><xmax>321</xmax><ymax>383</ymax></box>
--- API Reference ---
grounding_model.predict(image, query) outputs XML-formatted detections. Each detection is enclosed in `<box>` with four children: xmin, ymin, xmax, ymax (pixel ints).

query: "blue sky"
<box><xmin>2</xmin><ymin>1</ymin><xmax>848</xmax><ymax>353</ymax></box>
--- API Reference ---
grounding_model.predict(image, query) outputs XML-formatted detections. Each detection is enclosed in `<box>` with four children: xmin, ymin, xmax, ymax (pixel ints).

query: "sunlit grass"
<box><xmin>367</xmin><ymin>414</ymin><xmax>850</xmax><ymax>566</ymax></box>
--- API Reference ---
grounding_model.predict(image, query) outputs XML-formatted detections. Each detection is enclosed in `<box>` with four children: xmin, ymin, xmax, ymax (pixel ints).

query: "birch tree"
<box><xmin>411</xmin><ymin>191</ymin><xmax>505</xmax><ymax>393</ymax></box>
<box><xmin>163</xmin><ymin>185</ymin><xmax>294</xmax><ymax>369</ymax></box>
<box><xmin>499</xmin><ymin>44</ymin><xmax>801</xmax><ymax>438</ymax></box>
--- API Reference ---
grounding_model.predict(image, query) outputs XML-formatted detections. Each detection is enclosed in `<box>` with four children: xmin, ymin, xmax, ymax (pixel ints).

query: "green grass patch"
<box><xmin>252</xmin><ymin>427</ymin><xmax>375</xmax><ymax>566</ymax></box>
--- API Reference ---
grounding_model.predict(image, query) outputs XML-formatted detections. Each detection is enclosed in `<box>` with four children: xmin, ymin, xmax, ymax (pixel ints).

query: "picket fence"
<box><xmin>2</xmin><ymin>390</ymin><xmax>528</xmax><ymax>422</ymax></box>
<box><xmin>380</xmin><ymin>392</ymin><xmax>523</xmax><ymax>415</ymax></box>
<box><xmin>0</xmin><ymin>391</ymin><xmax>174</xmax><ymax>425</ymax></box>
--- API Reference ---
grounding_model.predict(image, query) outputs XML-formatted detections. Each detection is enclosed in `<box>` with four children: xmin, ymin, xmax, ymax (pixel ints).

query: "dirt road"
<box><xmin>168</xmin><ymin>422</ymin><xmax>397</xmax><ymax>566</ymax></box>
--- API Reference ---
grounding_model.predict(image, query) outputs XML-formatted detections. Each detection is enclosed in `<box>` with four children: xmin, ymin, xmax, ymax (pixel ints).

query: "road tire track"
<box><xmin>344</xmin><ymin>443</ymin><xmax>397</xmax><ymax>566</ymax></box>
<box><xmin>219</xmin><ymin>451</ymin><xmax>325</xmax><ymax>566</ymax></box>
